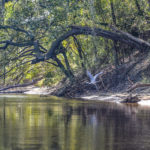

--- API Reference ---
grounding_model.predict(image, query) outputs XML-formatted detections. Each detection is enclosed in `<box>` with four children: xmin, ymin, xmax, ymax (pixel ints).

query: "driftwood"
<box><xmin>120</xmin><ymin>94</ymin><xmax>140</xmax><ymax>103</ymax></box>
<box><xmin>127</xmin><ymin>83</ymin><xmax>150</xmax><ymax>92</ymax></box>
<box><xmin>0</xmin><ymin>77</ymin><xmax>43</xmax><ymax>92</ymax></box>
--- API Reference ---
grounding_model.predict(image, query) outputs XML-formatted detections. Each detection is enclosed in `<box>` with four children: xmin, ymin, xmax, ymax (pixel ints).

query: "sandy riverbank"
<box><xmin>2</xmin><ymin>85</ymin><xmax>150</xmax><ymax>107</ymax></box>
<box><xmin>23</xmin><ymin>86</ymin><xmax>150</xmax><ymax>106</ymax></box>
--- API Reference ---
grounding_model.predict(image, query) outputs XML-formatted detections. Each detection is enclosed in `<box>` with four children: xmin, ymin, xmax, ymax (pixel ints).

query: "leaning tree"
<box><xmin>0</xmin><ymin>0</ymin><xmax>150</xmax><ymax>86</ymax></box>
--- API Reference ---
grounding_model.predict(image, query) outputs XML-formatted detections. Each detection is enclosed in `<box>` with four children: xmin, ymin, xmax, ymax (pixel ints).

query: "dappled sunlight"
<box><xmin>0</xmin><ymin>0</ymin><xmax>150</xmax><ymax>149</ymax></box>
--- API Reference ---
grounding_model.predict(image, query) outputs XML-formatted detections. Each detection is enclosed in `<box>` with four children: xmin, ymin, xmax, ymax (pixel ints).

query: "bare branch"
<box><xmin>39</xmin><ymin>45</ymin><xmax>48</xmax><ymax>52</ymax></box>
<box><xmin>10</xmin><ymin>53</ymin><xmax>34</xmax><ymax>61</ymax></box>
<box><xmin>0</xmin><ymin>40</ymin><xmax>33</xmax><ymax>47</ymax></box>
<box><xmin>45</xmin><ymin>60</ymin><xmax>58</xmax><ymax>67</ymax></box>
<box><xmin>0</xmin><ymin>25</ymin><xmax>34</xmax><ymax>39</ymax></box>
<box><xmin>0</xmin><ymin>60</ymin><xmax>33</xmax><ymax>78</ymax></box>
<box><xmin>17</xmin><ymin>46</ymin><xmax>31</xmax><ymax>55</ymax></box>
<box><xmin>0</xmin><ymin>77</ymin><xmax>43</xmax><ymax>92</ymax></box>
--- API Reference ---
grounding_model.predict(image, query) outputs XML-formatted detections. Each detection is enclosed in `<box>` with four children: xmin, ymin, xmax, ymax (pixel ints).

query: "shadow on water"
<box><xmin>0</xmin><ymin>95</ymin><xmax>150</xmax><ymax>150</ymax></box>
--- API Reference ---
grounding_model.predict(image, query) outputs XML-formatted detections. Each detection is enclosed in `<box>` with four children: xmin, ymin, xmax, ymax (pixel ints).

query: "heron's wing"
<box><xmin>94</xmin><ymin>71</ymin><xmax>103</xmax><ymax>80</ymax></box>
<box><xmin>87</xmin><ymin>70</ymin><xmax>93</xmax><ymax>80</ymax></box>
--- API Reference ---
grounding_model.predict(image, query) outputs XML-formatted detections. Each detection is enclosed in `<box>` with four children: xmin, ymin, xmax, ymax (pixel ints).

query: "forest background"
<box><xmin>0</xmin><ymin>0</ymin><xmax>150</xmax><ymax>96</ymax></box>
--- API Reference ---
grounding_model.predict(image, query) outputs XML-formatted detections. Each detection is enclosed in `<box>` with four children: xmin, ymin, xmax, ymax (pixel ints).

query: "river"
<box><xmin>0</xmin><ymin>95</ymin><xmax>150</xmax><ymax>150</ymax></box>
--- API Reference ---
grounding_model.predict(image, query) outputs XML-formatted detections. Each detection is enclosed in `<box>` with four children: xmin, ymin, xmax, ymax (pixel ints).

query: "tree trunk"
<box><xmin>110</xmin><ymin>0</ymin><xmax>117</xmax><ymax>25</ymax></box>
<box><xmin>73</xmin><ymin>36</ymin><xmax>86</xmax><ymax>70</ymax></box>
<box><xmin>3</xmin><ymin>52</ymin><xmax>6</xmax><ymax>85</ymax></box>
<box><xmin>113</xmin><ymin>41</ymin><xmax>119</xmax><ymax>68</ymax></box>
<box><xmin>110</xmin><ymin>0</ymin><xmax>119</xmax><ymax>67</ymax></box>
<box><xmin>134</xmin><ymin>0</ymin><xmax>143</xmax><ymax>15</ymax></box>
<box><xmin>61</xmin><ymin>51</ymin><xmax>74</xmax><ymax>78</ymax></box>
<box><xmin>148</xmin><ymin>0</ymin><xmax>150</xmax><ymax>8</ymax></box>
<box><xmin>2</xmin><ymin>0</ymin><xmax>5</xmax><ymax>9</ymax></box>
<box><xmin>53</xmin><ymin>56</ymin><xmax>74</xmax><ymax>81</ymax></box>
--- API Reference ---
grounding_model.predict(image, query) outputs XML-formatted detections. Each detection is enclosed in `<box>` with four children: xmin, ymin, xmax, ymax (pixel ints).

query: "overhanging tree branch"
<box><xmin>0</xmin><ymin>25</ymin><xmax>34</xmax><ymax>39</ymax></box>
<box><xmin>1</xmin><ymin>25</ymin><xmax>150</xmax><ymax>73</ymax></box>
<box><xmin>0</xmin><ymin>40</ymin><xmax>33</xmax><ymax>47</ymax></box>
<box><xmin>43</xmin><ymin>26</ymin><xmax>150</xmax><ymax>62</ymax></box>
<box><xmin>0</xmin><ymin>77</ymin><xmax>43</xmax><ymax>92</ymax></box>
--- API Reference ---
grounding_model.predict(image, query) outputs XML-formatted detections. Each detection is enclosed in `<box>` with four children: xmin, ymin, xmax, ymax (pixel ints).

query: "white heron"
<box><xmin>86</xmin><ymin>70</ymin><xmax>103</xmax><ymax>90</ymax></box>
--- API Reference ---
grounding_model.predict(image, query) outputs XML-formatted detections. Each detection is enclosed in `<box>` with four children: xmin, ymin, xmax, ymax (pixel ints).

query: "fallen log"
<box><xmin>0</xmin><ymin>77</ymin><xmax>43</xmax><ymax>92</ymax></box>
<box><xmin>120</xmin><ymin>94</ymin><xmax>140</xmax><ymax>103</ymax></box>
<box><xmin>127</xmin><ymin>83</ymin><xmax>150</xmax><ymax>92</ymax></box>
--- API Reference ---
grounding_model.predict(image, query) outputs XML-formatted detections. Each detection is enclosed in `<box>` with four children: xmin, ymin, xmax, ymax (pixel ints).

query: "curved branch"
<box><xmin>44</xmin><ymin>26</ymin><xmax>150</xmax><ymax>61</ymax></box>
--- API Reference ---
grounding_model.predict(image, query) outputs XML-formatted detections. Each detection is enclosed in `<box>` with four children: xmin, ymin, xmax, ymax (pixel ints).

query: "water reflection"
<box><xmin>0</xmin><ymin>97</ymin><xmax>150</xmax><ymax>150</ymax></box>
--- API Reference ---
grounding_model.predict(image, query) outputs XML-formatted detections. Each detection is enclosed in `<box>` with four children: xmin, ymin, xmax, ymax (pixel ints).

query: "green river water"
<box><xmin>0</xmin><ymin>95</ymin><xmax>150</xmax><ymax>150</ymax></box>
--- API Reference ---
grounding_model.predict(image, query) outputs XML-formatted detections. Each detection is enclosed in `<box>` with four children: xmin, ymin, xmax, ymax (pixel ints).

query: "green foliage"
<box><xmin>0</xmin><ymin>0</ymin><xmax>149</xmax><ymax>86</ymax></box>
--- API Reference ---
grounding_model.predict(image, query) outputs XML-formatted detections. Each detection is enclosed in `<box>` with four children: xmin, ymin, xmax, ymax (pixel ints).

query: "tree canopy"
<box><xmin>0</xmin><ymin>0</ymin><xmax>150</xmax><ymax>86</ymax></box>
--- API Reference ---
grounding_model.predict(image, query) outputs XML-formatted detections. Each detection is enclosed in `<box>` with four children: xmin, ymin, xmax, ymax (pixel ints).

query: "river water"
<box><xmin>0</xmin><ymin>95</ymin><xmax>150</xmax><ymax>150</ymax></box>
